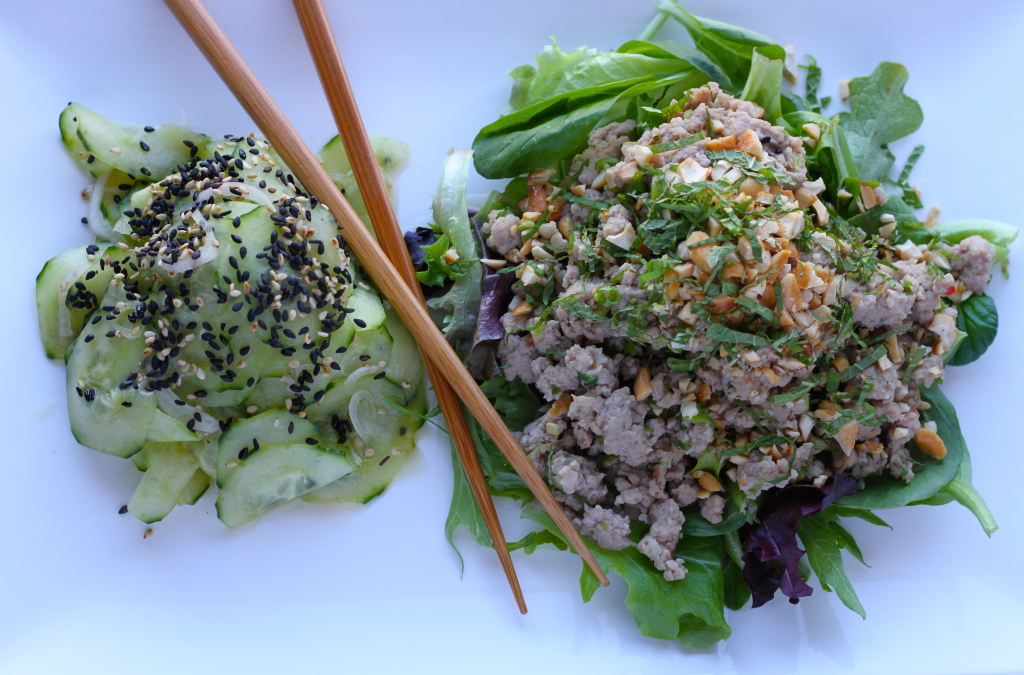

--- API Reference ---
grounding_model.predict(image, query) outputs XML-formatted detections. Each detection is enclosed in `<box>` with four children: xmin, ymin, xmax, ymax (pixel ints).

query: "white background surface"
<box><xmin>0</xmin><ymin>1</ymin><xmax>1021</xmax><ymax>673</ymax></box>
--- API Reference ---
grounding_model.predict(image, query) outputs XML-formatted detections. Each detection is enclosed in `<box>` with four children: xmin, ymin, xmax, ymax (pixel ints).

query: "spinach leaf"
<box><xmin>906</xmin><ymin>396</ymin><xmax>998</xmax><ymax>536</ymax></box>
<box><xmin>510</xmin><ymin>41</ymin><xmax>688</xmax><ymax>112</ymax></box>
<box><xmin>947</xmin><ymin>293</ymin><xmax>997</xmax><ymax>366</ymax></box>
<box><xmin>930</xmin><ymin>219</ymin><xmax>1018</xmax><ymax>264</ymax></box>
<box><xmin>930</xmin><ymin>448</ymin><xmax>998</xmax><ymax>536</ymax></box>
<box><xmin>522</xmin><ymin>508</ymin><xmax>731</xmax><ymax>647</ymax></box>
<box><xmin>740</xmin><ymin>48</ymin><xmax>784</xmax><ymax>123</ymax></box>
<box><xmin>427</xmin><ymin>149</ymin><xmax>483</xmax><ymax>356</ymax></box>
<box><xmin>618</xmin><ymin>39</ymin><xmax>732</xmax><ymax>90</ymax></box>
<box><xmin>843</xmin><ymin>62</ymin><xmax>923</xmax><ymax>182</ymax></box>
<box><xmin>797</xmin><ymin>512</ymin><xmax>866</xmax><ymax>618</ymax></box>
<box><xmin>839</xmin><ymin>384</ymin><xmax>964</xmax><ymax>509</ymax></box>
<box><xmin>657</xmin><ymin>0</ymin><xmax>783</xmax><ymax>90</ymax></box>
<box><xmin>474</xmin><ymin>72</ymin><xmax>705</xmax><ymax>179</ymax></box>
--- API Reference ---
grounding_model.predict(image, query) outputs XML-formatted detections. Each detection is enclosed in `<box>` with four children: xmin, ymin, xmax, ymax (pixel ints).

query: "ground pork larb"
<box><xmin>479</xmin><ymin>83</ymin><xmax>996</xmax><ymax>581</ymax></box>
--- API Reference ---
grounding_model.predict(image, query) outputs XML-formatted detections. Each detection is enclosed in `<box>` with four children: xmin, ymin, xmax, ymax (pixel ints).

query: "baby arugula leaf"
<box><xmin>523</xmin><ymin>508</ymin><xmax>732</xmax><ymax>648</ymax></box>
<box><xmin>947</xmin><ymin>293</ymin><xmax>998</xmax><ymax>366</ymax></box>
<box><xmin>445</xmin><ymin>378</ymin><xmax>539</xmax><ymax>558</ymax></box>
<box><xmin>797</xmin><ymin>511</ymin><xmax>866</xmax><ymax>618</ymax></box>
<box><xmin>843</xmin><ymin>62</ymin><xmax>923</xmax><ymax>183</ymax></box>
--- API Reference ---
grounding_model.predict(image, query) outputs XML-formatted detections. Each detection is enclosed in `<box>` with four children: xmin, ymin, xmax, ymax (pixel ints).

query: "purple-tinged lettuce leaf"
<box><xmin>465</xmin><ymin>215</ymin><xmax>514</xmax><ymax>380</ymax></box>
<box><xmin>742</xmin><ymin>473</ymin><xmax>857</xmax><ymax>607</ymax></box>
<box><xmin>403</xmin><ymin>226</ymin><xmax>437</xmax><ymax>271</ymax></box>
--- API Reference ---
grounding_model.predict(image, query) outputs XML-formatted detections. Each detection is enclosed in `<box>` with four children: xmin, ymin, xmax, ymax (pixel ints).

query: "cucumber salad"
<box><xmin>415</xmin><ymin>2</ymin><xmax>1018</xmax><ymax>648</ymax></box>
<box><xmin>37</xmin><ymin>104</ymin><xmax>425</xmax><ymax>528</ymax></box>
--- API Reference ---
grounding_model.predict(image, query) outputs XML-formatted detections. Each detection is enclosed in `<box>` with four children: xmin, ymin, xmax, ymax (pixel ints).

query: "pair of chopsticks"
<box><xmin>290</xmin><ymin>0</ymin><xmax>524</xmax><ymax>612</ymax></box>
<box><xmin>162</xmin><ymin>0</ymin><xmax>610</xmax><ymax>608</ymax></box>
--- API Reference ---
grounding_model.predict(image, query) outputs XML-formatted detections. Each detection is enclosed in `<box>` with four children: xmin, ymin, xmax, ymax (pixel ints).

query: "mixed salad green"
<box><xmin>415</xmin><ymin>1</ymin><xmax>1016</xmax><ymax>648</ymax></box>
<box><xmin>38</xmin><ymin>104</ymin><xmax>425</xmax><ymax>527</ymax></box>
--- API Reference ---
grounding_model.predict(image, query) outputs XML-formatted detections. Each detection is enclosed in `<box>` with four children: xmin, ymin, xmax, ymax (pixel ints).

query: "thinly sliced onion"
<box><xmin>154</xmin><ymin>389</ymin><xmax>220</xmax><ymax>434</ymax></box>
<box><xmin>86</xmin><ymin>171</ymin><xmax>117</xmax><ymax>241</ymax></box>
<box><xmin>162</xmin><ymin>213</ymin><xmax>218</xmax><ymax>274</ymax></box>
<box><xmin>348</xmin><ymin>389</ymin><xmax>376</xmax><ymax>443</ymax></box>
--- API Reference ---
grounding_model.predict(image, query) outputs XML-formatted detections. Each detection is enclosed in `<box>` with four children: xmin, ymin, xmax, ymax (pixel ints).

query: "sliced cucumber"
<box><xmin>304</xmin><ymin>317</ymin><xmax>427</xmax><ymax>505</ymax></box>
<box><xmin>304</xmin><ymin>384</ymin><xmax>425</xmax><ymax>505</ymax></box>
<box><xmin>127</xmin><ymin>442</ymin><xmax>201</xmax><ymax>523</ymax></box>
<box><xmin>178</xmin><ymin>469</ymin><xmax>211</xmax><ymax>506</ymax></box>
<box><xmin>146</xmin><ymin>409</ymin><xmax>201</xmax><ymax>443</ymax></box>
<box><xmin>320</xmin><ymin>134</ymin><xmax>409</xmax><ymax>235</ymax></box>
<box><xmin>216</xmin><ymin>443</ymin><xmax>354</xmax><ymax>528</ymax></box>
<box><xmin>216</xmin><ymin>409</ymin><xmax>319</xmax><ymax>487</ymax></box>
<box><xmin>66</xmin><ymin>328</ymin><xmax>156</xmax><ymax>458</ymax></box>
<box><xmin>60</xmin><ymin>103</ymin><xmax>209</xmax><ymax>180</ymax></box>
<box><xmin>37</xmin><ymin>245</ymin><xmax>92</xmax><ymax>359</ymax></box>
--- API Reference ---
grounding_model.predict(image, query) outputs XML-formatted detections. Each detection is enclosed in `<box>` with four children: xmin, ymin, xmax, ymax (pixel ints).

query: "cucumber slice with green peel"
<box><xmin>99</xmin><ymin>170</ymin><xmax>141</xmax><ymax>226</ymax></box>
<box><xmin>216</xmin><ymin>409</ymin><xmax>320</xmax><ymax>488</ymax></box>
<box><xmin>304</xmin><ymin>384</ymin><xmax>425</xmax><ymax>505</ymax></box>
<box><xmin>60</xmin><ymin>103</ymin><xmax>209</xmax><ymax>180</ymax></box>
<box><xmin>381</xmin><ymin>311</ymin><xmax>424</xmax><ymax>388</ymax></box>
<box><xmin>61</xmin><ymin>246</ymin><xmax>119</xmax><ymax>341</ymax></box>
<box><xmin>127</xmin><ymin>442</ymin><xmax>202</xmax><ymax>523</ymax></box>
<box><xmin>305</xmin><ymin>328</ymin><xmax>394</xmax><ymax>423</ymax></box>
<box><xmin>216</xmin><ymin>443</ymin><xmax>354</xmax><ymax>528</ymax></box>
<box><xmin>147</xmin><ymin>409</ymin><xmax>202</xmax><ymax>443</ymax></box>
<box><xmin>37</xmin><ymin>245</ymin><xmax>92</xmax><ymax>359</ymax></box>
<box><xmin>320</xmin><ymin>134</ymin><xmax>409</xmax><ymax>235</ymax></box>
<box><xmin>66</xmin><ymin>328</ymin><xmax>157</xmax><ymax>457</ymax></box>
<box><xmin>330</xmin><ymin>286</ymin><xmax>386</xmax><ymax>346</ymax></box>
<box><xmin>178</xmin><ymin>469</ymin><xmax>211</xmax><ymax>506</ymax></box>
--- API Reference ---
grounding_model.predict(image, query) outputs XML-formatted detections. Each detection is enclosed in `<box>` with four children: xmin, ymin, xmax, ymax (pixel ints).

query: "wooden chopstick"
<box><xmin>290</xmin><ymin>0</ymin><xmax>527</xmax><ymax>613</ymax></box>
<box><xmin>162</xmin><ymin>0</ymin><xmax>609</xmax><ymax>587</ymax></box>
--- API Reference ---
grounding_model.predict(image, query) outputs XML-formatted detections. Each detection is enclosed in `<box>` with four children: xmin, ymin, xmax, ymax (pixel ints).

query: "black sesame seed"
<box><xmin>121</xmin><ymin>401</ymin><xmax>133</xmax><ymax>408</ymax></box>
<box><xmin>144</xmin><ymin>126</ymin><xmax>155</xmax><ymax>133</ymax></box>
<box><xmin>84</xmin><ymin>334</ymin><xmax>95</xmax><ymax>343</ymax></box>
<box><xmin>373</xmin><ymin>372</ymin><xmax>386</xmax><ymax>380</ymax></box>
<box><xmin>288</xmin><ymin>421</ymin><xmax>295</xmax><ymax>434</ymax></box>
<box><xmin>379</xmin><ymin>455</ymin><xmax>390</xmax><ymax>466</ymax></box>
<box><xmin>140</xmin><ymin>141</ymin><xmax>150</xmax><ymax>151</ymax></box>
<box><xmin>304</xmin><ymin>437</ymin><xmax>318</xmax><ymax>445</ymax></box>
<box><xmin>354</xmin><ymin>319</ymin><xmax>366</xmax><ymax>328</ymax></box>
<box><xmin>118</xmin><ymin>505</ymin><xmax>129</xmax><ymax>514</ymax></box>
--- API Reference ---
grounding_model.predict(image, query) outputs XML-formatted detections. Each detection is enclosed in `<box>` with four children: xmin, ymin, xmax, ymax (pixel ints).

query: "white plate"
<box><xmin>0</xmin><ymin>1</ymin><xmax>1021</xmax><ymax>673</ymax></box>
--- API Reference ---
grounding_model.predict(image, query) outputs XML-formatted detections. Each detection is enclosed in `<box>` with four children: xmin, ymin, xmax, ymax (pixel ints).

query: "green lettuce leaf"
<box><xmin>740</xmin><ymin>48</ymin><xmax>784</xmax><ymax>123</ymax></box>
<box><xmin>427</xmin><ymin>149</ymin><xmax>483</xmax><ymax>356</ymax></box>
